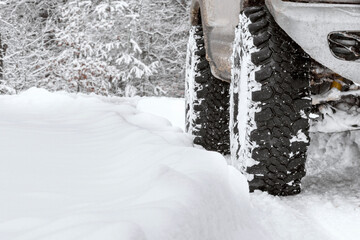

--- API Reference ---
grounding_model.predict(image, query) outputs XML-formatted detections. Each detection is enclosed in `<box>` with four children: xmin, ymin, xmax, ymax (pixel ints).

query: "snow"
<box><xmin>312</xmin><ymin>88</ymin><xmax>360</xmax><ymax>105</ymax></box>
<box><xmin>136</xmin><ymin>97</ymin><xmax>185</xmax><ymax>131</ymax></box>
<box><xmin>0</xmin><ymin>88</ymin><xmax>263</xmax><ymax>240</ymax></box>
<box><xmin>290</xmin><ymin>130</ymin><xmax>309</xmax><ymax>143</ymax></box>
<box><xmin>140</xmin><ymin>95</ymin><xmax>360</xmax><ymax>240</ymax></box>
<box><xmin>184</xmin><ymin>26</ymin><xmax>201</xmax><ymax>134</ymax></box>
<box><xmin>310</xmin><ymin>88</ymin><xmax>360</xmax><ymax>133</ymax></box>
<box><xmin>2</xmin><ymin>88</ymin><xmax>360</xmax><ymax>240</ymax></box>
<box><xmin>311</xmin><ymin>103</ymin><xmax>360</xmax><ymax>133</ymax></box>
<box><xmin>230</xmin><ymin>13</ymin><xmax>262</xmax><ymax>177</ymax></box>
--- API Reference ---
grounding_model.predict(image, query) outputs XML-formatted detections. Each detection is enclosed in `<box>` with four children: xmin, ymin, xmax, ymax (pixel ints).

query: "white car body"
<box><xmin>190</xmin><ymin>0</ymin><xmax>360</xmax><ymax>83</ymax></box>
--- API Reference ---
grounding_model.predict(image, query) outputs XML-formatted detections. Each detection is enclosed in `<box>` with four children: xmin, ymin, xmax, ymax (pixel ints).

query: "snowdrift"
<box><xmin>0</xmin><ymin>88</ymin><xmax>265</xmax><ymax>240</ymax></box>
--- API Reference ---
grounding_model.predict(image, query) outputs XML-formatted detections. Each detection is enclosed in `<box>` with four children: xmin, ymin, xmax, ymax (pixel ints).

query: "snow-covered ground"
<box><xmin>139</xmin><ymin>95</ymin><xmax>360</xmax><ymax>240</ymax></box>
<box><xmin>1</xmin><ymin>88</ymin><xmax>360</xmax><ymax>240</ymax></box>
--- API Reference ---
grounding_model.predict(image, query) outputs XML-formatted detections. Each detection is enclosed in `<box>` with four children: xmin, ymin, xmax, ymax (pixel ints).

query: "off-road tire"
<box><xmin>230</xmin><ymin>6</ymin><xmax>311</xmax><ymax>195</ymax></box>
<box><xmin>185</xmin><ymin>25</ymin><xmax>230</xmax><ymax>154</ymax></box>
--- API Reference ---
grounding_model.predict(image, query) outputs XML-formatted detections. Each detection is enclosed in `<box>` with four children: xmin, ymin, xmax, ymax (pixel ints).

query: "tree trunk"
<box><xmin>0</xmin><ymin>35</ymin><xmax>3</xmax><ymax>79</ymax></box>
<box><xmin>0</xmin><ymin>35</ymin><xmax>6</xmax><ymax>79</ymax></box>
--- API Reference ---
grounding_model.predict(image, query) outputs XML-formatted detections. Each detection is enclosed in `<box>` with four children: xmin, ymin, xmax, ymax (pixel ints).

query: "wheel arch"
<box><xmin>189</xmin><ymin>0</ymin><xmax>265</xmax><ymax>82</ymax></box>
<box><xmin>190</xmin><ymin>0</ymin><xmax>265</xmax><ymax>25</ymax></box>
<box><xmin>190</xmin><ymin>0</ymin><xmax>202</xmax><ymax>26</ymax></box>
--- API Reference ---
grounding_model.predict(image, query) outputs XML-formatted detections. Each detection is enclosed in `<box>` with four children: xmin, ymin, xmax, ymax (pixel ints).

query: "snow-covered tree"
<box><xmin>0</xmin><ymin>0</ymin><xmax>63</xmax><ymax>94</ymax></box>
<box><xmin>132</xmin><ymin>0</ymin><xmax>190</xmax><ymax>96</ymax></box>
<box><xmin>45</xmin><ymin>0</ymin><xmax>158</xmax><ymax>96</ymax></box>
<box><xmin>0</xmin><ymin>0</ymin><xmax>190</xmax><ymax>97</ymax></box>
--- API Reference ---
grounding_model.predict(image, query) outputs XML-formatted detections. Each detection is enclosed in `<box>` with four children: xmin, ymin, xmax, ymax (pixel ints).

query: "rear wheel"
<box><xmin>230</xmin><ymin>6</ymin><xmax>311</xmax><ymax>195</ymax></box>
<box><xmin>185</xmin><ymin>24</ymin><xmax>230</xmax><ymax>154</ymax></box>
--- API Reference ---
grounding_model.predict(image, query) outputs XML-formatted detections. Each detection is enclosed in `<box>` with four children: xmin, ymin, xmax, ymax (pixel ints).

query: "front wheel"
<box><xmin>230</xmin><ymin>6</ymin><xmax>312</xmax><ymax>195</ymax></box>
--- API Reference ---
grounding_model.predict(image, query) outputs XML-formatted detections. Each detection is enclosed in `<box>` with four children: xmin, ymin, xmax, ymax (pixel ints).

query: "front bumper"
<box><xmin>265</xmin><ymin>0</ymin><xmax>360</xmax><ymax>84</ymax></box>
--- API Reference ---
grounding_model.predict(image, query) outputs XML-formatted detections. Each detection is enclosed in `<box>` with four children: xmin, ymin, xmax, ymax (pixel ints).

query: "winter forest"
<box><xmin>0</xmin><ymin>0</ymin><xmax>189</xmax><ymax>97</ymax></box>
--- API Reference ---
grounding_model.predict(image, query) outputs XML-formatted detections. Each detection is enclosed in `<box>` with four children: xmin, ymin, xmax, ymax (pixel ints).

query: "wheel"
<box><xmin>230</xmin><ymin>6</ymin><xmax>311</xmax><ymax>195</ymax></box>
<box><xmin>185</xmin><ymin>24</ymin><xmax>230</xmax><ymax>154</ymax></box>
